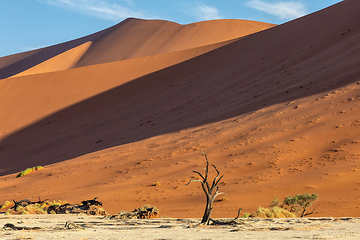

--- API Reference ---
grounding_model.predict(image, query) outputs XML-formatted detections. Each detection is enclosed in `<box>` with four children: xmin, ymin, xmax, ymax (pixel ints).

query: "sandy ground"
<box><xmin>1</xmin><ymin>215</ymin><xmax>359</xmax><ymax>240</ymax></box>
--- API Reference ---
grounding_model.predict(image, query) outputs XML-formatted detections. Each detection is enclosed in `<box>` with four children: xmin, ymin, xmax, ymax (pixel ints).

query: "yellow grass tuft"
<box><xmin>16</xmin><ymin>166</ymin><xmax>43</xmax><ymax>178</ymax></box>
<box><xmin>251</xmin><ymin>206</ymin><xmax>296</xmax><ymax>218</ymax></box>
<box><xmin>0</xmin><ymin>201</ymin><xmax>12</xmax><ymax>209</ymax></box>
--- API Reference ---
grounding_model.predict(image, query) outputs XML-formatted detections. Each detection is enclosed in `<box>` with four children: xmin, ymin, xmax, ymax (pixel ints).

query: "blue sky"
<box><xmin>1</xmin><ymin>0</ymin><xmax>342</xmax><ymax>58</ymax></box>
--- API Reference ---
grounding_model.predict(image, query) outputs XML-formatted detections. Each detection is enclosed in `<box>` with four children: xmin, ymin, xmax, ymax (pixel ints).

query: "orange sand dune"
<box><xmin>0</xmin><ymin>38</ymin><xmax>240</xmax><ymax>136</ymax></box>
<box><xmin>0</xmin><ymin>19</ymin><xmax>274</xmax><ymax>78</ymax></box>
<box><xmin>9</xmin><ymin>42</ymin><xmax>93</xmax><ymax>78</ymax></box>
<box><xmin>1</xmin><ymin>0</ymin><xmax>360</xmax><ymax>218</ymax></box>
<box><xmin>76</xmin><ymin>18</ymin><xmax>275</xmax><ymax>67</ymax></box>
<box><xmin>0</xmin><ymin>25</ymin><xmax>113</xmax><ymax>79</ymax></box>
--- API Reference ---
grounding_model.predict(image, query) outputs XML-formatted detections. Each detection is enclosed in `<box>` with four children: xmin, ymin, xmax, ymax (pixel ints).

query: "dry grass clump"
<box><xmin>16</xmin><ymin>166</ymin><xmax>43</xmax><ymax>178</ymax></box>
<box><xmin>4</xmin><ymin>200</ymin><xmax>68</xmax><ymax>215</ymax></box>
<box><xmin>0</xmin><ymin>201</ymin><xmax>12</xmax><ymax>209</ymax></box>
<box><xmin>2</xmin><ymin>197</ymin><xmax>107</xmax><ymax>216</ymax></box>
<box><xmin>251</xmin><ymin>206</ymin><xmax>296</xmax><ymax>218</ymax></box>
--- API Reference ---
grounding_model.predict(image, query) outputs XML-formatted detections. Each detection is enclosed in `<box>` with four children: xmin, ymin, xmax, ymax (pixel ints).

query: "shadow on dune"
<box><xmin>1</xmin><ymin>0</ymin><xmax>359</xmax><ymax>176</ymax></box>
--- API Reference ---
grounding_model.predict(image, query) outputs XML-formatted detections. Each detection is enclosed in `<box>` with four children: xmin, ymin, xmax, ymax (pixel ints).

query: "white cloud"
<box><xmin>193</xmin><ymin>3</ymin><xmax>222</xmax><ymax>21</ymax></box>
<box><xmin>41</xmin><ymin>0</ymin><xmax>149</xmax><ymax>21</ymax></box>
<box><xmin>247</xmin><ymin>0</ymin><xmax>307</xmax><ymax>20</ymax></box>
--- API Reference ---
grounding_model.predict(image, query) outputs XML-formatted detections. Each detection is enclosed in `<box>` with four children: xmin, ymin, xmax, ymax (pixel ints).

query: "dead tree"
<box><xmin>187</xmin><ymin>152</ymin><xmax>224</xmax><ymax>225</ymax></box>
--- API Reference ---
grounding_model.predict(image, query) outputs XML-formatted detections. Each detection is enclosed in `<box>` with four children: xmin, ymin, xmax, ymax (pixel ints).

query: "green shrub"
<box><xmin>282</xmin><ymin>193</ymin><xmax>318</xmax><ymax>217</ymax></box>
<box><xmin>270</xmin><ymin>193</ymin><xmax>318</xmax><ymax>217</ymax></box>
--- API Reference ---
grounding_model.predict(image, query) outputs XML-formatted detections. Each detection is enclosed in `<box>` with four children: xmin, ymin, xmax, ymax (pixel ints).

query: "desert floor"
<box><xmin>1</xmin><ymin>215</ymin><xmax>359</xmax><ymax>240</ymax></box>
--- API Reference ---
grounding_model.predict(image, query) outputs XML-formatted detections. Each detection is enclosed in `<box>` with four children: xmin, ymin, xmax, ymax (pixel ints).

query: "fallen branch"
<box><xmin>210</xmin><ymin>208</ymin><xmax>243</xmax><ymax>225</ymax></box>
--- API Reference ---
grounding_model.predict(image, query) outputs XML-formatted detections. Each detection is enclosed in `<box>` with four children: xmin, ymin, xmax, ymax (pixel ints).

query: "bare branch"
<box><xmin>215</xmin><ymin>175</ymin><xmax>224</xmax><ymax>186</ymax></box>
<box><xmin>211</xmin><ymin>165</ymin><xmax>220</xmax><ymax>188</ymax></box>
<box><xmin>185</xmin><ymin>179</ymin><xmax>203</xmax><ymax>186</ymax></box>
<box><xmin>213</xmin><ymin>192</ymin><xmax>225</xmax><ymax>200</ymax></box>
<box><xmin>212</xmin><ymin>191</ymin><xmax>225</xmax><ymax>201</ymax></box>
<box><xmin>201</xmin><ymin>152</ymin><xmax>211</xmax><ymax>191</ymax></box>
<box><xmin>192</xmin><ymin>171</ymin><xmax>205</xmax><ymax>181</ymax></box>
<box><xmin>234</xmin><ymin>208</ymin><xmax>243</xmax><ymax>220</ymax></box>
<box><xmin>200</xmin><ymin>151</ymin><xmax>208</xmax><ymax>160</ymax></box>
<box><xmin>302</xmin><ymin>205</ymin><xmax>318</xmax><ymax>217</ymax></box>
<box><xmin>186</xmin><ymin>179</ymin><xmax>209</xmax><ymax>196</ymax></box>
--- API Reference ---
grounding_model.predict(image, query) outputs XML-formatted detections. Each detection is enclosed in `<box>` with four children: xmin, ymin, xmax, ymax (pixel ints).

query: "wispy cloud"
<box><xmin>40</xmin><ymin>0</ymin><xmax>150</xmax><ymax>21</ymax></box>
<box><xmin>193</xmin><ymin>3</ymin><xmax>222</xmax><ymax>21</ymax></box>
<box><xmin>247</xmin><ymin>0</ymin><xmax>307</xmax><ymax>20</ymax></box>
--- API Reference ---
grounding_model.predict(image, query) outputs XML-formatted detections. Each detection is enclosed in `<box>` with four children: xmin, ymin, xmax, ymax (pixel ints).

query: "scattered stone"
<box><xmin>3</xmin><ymin>223</ymin><xmax>41</xmax><ymax>230</ymax></box>
<box><xmin>64</xmin><ymin>222</ymin><xmax>84</xmax><ymax>230</ymax></box>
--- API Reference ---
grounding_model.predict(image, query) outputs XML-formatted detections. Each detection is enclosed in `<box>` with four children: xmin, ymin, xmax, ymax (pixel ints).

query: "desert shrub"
<box><xmin>111</xmin><ymin>205</ymin><xmax>159</xmax><ymax>219</ymax></box>
<box><xmin>269</xmin><ymin>195</ymin><xmax>280</xmax><ymax>207</ymax></box>
<box><xmin>271</xmin><ymin>193</ymin><xmax>318</xmax><ymax>217</ymax></box>
<box><xmin>138</xmin><ymin>204</ymin><xmax>158</xmax><ymax>212</ymax></box>
<box><xmin>6</xmin><ymin>206</ymin><xmax>28</xmax><ymax>215</ymax></box>
<box><xmin>5</xmin><ymin>200</ymin><xmax>68</xmax><ymax>215</ymax></box>
<box><xmin>0</xmin><ymin>201</ymin><xmax>12</xmax><ymax>209</ymax></box>
<box><xmin>283</xmin><ymin>193</ymin><xmax>318</xmax><ymax>217</ymax></box>
<box><xmin>31</xmin><ymin>205</ymin><xmax>47</xmax><ymax>214</ymax></box>
<box><xmin>38</xmin><ymin>200</ymin><xmax>67</xmax><ymax>210</ymax></box>
<box><xmin>20</xmin><ymin>210</ymin><xmax>29</xmax><ymax>215</ymax></box>
<box><xmin>251</xmin><ymin>206</ymin><xmax>296</xmax><ymax>218</ymax></box>
<box><xmin>16</xmin><ymin>166</ymin><xmax>43</xmax><ymax>178</ymax></box>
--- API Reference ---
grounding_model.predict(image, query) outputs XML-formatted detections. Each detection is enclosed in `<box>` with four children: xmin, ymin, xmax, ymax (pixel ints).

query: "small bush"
<box><xmin>219</xmin><ymin>197</ymin><xmax>227</xmax><ymax>202</ymax></box>
<box><xmin>16</xmin><ymin>166</ymin><xmax>43</xmax><ymax>178</ymax></box>
<box><xmin>111</xmin><ymin>204</ymin><xmax>159</xmax><ymax>219</ymax></box>
<box><xmin>270</xmin><ymin>193</ymin><xmax>318</xmax><ymax>217</ymax></box>
<box><xmin>251</xmin><ymin>206</ymin><xmax>296</xmax><ymax>218</ymax></box>
<box><xmin>282</xmin><ymin>193</ymin><xmax>318</xmax><ymax>217</ymax></box>
<box><xmin>0</xmin><ymin>201</ymin><xmax>12</xmax><ymax>209</ymax></box>
<box><xmin>138</xmin><ymin>204</ymin><xmax>159</xmax><ymax>214</ymax></box>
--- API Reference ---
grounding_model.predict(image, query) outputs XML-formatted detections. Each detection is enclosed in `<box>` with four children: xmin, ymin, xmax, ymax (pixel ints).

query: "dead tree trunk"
<box><xmin>187</xmin><ymin>152</ymin><xmax>224</xmax><ymax>225</ymax></box>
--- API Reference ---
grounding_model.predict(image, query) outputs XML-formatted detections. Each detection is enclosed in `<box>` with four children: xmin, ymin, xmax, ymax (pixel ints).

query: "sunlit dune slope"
<box><xmin>0</xmin><ymin>25</ymin><xmax>112</xmax><ymax>79</ymax></box>
<box><xmin>10</xmin><ymin>41</ymin><xmax>92</xmax><ymax>78</ymax></box>
<box><xmin>0</xmin><ymin>18</ymin><xmax>274</xmax><ymax>78</ymax></box>
<box><xmin>1</xmin><ymin>0</ymin><xmax>360</xmax><ymax>218</ymax></box>
<box><xmin>76</xmin><ymin>18</ymin><xmax>275</xmax><ymax>67</ymax></box>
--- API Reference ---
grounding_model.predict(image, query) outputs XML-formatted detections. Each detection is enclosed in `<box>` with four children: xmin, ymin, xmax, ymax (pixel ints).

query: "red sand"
<box><xmin>1</xmin><ymin>0</ymin><xmax>360</xmax><ymax>218</ymax></box>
